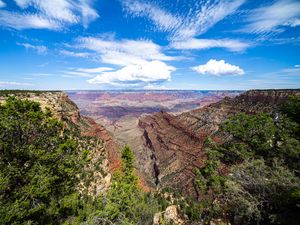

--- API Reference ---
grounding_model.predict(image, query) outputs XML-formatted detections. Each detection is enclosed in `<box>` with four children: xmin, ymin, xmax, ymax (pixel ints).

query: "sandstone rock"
<box><xmin>153</xmin><ymin>205</ymin><xmax>184</xmax><ymax>225</ymax></box>
<box><xmin>165</xmin><ymin>205</ymin><xmax>184</xmax><ymax>225</ymax></box>
<box><xmin>153</xmin><ymin>212</ymin><xmax>162</xmax><ymax>225</ymax></box>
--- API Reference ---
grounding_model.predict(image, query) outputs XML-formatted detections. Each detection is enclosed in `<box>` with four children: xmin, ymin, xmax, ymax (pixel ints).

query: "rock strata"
<box><xmin>139</xmin><ymin>89</ymin><xmax>300</xmax><ymax>196</ymax></box>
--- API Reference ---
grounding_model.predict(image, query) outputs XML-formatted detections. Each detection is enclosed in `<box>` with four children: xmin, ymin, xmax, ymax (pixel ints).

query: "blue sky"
<box><xmin>0</xmin><ymin>0</ymin><xmax>299</xmax><ymax>90</ymax></box>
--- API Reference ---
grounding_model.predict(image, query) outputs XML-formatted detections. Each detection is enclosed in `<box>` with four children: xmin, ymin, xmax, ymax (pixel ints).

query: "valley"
<box><xmin>69</xmin><ymin>89</ymin><xmax>300</xmax><ymax>196</ymax></box>
<box><xmin>1</xmin><ymin>89</ymin><xmax>299</xmax><ymax>225</ymax></box>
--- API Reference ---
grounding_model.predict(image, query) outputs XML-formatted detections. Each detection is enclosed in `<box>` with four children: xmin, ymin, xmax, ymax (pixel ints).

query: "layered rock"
<box><xmin>138</xmin><ymin>89</ymin><xmax>300</xmax><ymax>197</ymax></box>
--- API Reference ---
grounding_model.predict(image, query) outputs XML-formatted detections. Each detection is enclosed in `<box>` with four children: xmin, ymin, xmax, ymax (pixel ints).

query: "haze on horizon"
<box><xmin>0</xmin><ymin>0</ymin><xmax>299</xmax><ymax>90</ymax></box>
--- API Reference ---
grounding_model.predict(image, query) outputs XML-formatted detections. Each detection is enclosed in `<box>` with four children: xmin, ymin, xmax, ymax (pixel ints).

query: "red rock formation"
<box><xmin>81</xmin><ymin>117</ymin><xmax>121</xmax><ymax>171</ymax></box>
<box><xmin>138</xmin><ymin>90</ymin><xmax>300</xmax><ymax>197</ymax></box>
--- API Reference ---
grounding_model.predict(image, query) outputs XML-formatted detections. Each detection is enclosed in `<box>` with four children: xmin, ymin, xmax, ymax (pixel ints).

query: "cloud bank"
<box><xmin>75</xmin><ymin>36</ymin><xmax>177</xmax><ymax>87</ymax></box>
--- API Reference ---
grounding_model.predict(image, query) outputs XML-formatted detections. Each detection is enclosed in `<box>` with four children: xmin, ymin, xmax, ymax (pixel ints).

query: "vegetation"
<box><xmin>83</xmin><ymin>145</ymin><xmax>161</xmax><ymax>225</ymax></box>
<box><xmin>191</xmin><ymin>95</ymin><xmax>300</xmax><ymax>224</ymax></box>
<box><xmin>1</xmin><ymin>94</ymin><xmax>299</xmax><ymax>225</ymax></box>
<box><xmin>0</xmin><ymin>97</ymin><xmax>86</xmax><ymax>224</ymax></box>
<box><xmin>0</xmin><ymin>97</ymin><xmax>162</xmax><ymax>224</ymax></box>
<box><xmin>0</xmin><ymin>90</ymin><xmax>61</xmax><ymax>96</ymax></box>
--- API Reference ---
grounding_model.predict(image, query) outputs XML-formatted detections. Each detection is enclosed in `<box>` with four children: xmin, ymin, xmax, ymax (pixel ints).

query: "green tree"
<box><xmin>194</xmin><ymin>96</ymin><xmax>300</xmax><ymax>224</ymax></box>
<box><xmin>0</xmin><ymin>97</ymin><xmax>84</xmax><ymax>224</ymax></box>
<box><xmin>86</xmin><ymin>145</ymin><xmax>160</xmax><ymax>225</ymax></box>
<box><xmin>281</xmin><ymin>95</ymin><xmax>300</xmax><ymax>124</ymax></box>
<box><xmin>225</xmin><ymin>159</ymin><xmax>300</xmax><ymax>224</ymax></box>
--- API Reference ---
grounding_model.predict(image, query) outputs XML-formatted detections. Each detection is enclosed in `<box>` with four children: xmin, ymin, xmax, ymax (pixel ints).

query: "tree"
<box><xmin>0</xmin><ymin>97</ymin><xmax>84</xmax><ymax>224</ymax></box>
<box><xmin>86</xmin><ymin>145</ymin><xmax>160</xmax><ymax>225</ymax></box>
<box><xmin>195</xmin><ymin>98</ymin><xmax>300</xmax><ymax>224</ymax></box>
<box><xmin>281</xmin><ymin>95</ymin><xmax>300</xmax><ymax>124</ymax></box>
<box><xmin>225</xmin><ymin>159</ymin><xmax>300</xmax><ymax>224</ymax></box>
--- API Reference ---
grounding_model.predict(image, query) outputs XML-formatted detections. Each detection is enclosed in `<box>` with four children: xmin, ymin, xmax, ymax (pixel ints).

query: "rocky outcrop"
<box><xmin>153</xmin><ymin>205</ymin><xmax>184</xmax><ymax>225</ymax></box>
<box><xmin>0</xmin><ymin>91</ymin><xmax>120</xmax><ymax>196</ymax></box>
<box><xmin>139</xmin><ymin>89</ymin><xmax>300</xmax><ymax>197</ymax></box>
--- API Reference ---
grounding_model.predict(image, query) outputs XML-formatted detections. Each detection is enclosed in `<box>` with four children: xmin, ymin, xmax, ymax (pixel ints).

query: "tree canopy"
<box><xmin>0</xmin><ymin>97</ymin><xmax>86</xmax><ymax>224</ymax></box>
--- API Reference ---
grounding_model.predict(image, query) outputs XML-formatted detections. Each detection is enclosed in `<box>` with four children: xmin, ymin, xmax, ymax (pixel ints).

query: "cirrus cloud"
<box><xmin>192</xmin><ymin>59</ymin><xmax>244</xmax><ymax>76</ymax></box>
<box><xmin>171</xmin><ymin>38</ymin><xmax>251</xmax><ymax>52</ymax></box>
<box><xmin>0</xmin><ymin>0</ymin><xmax>5</xmax><ymax>8</ymax></box>
<box><xmin>0</xmin><ymin>0</ymin><xmax>98</xmax><ymax>30</ymax></box>
<box><xmin>240</xmin><ymin>0</ymin><xmax>300</xmax><ymax>34</ymax></box>
<box><xmin>122</xmin><ymin>0</ymin><xmax>246</xmax><ymax>41</ymax></box>
<box><xmin>18</xmin><ymin>42</ymin><xmax>48</xmax><ymax>54</ymax></box>
<box><xmin>0</xmin><ymin>81</ymin><xmax>32</xmax><ymax>86</ymax></box>
<box><xmin>77</xmin><ymin>36</ymin><xmax>177</xmax><ymax>66</ymax></box>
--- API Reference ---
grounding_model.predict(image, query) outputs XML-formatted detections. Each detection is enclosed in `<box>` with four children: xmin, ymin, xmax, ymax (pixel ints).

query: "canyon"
<box><xmin>4</xmin><ymin>89</ymin><xmax>298</xmax><ymax>198</ymax></box>
<box><xmin>69</xmin><ymin>89</ymin><xmax>300</xmax><ymax>197</ymax></box>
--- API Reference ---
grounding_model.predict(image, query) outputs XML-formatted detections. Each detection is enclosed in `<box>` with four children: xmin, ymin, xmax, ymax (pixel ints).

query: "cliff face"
<box><xmin>0</xmin><ymin>91</ymin><xmax>120</xmax><ymax>196</ymax></box>
<box><xmin>138</xmin><ymin>89</ymin><xmax>300</xmax><ymax>196</ymax></box>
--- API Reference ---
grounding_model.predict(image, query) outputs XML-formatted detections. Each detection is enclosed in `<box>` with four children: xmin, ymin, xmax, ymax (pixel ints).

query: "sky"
<box><xmin>0</xmin><ymin>0</ymin><xmax>299</xmax><ymax>90</ymax></box>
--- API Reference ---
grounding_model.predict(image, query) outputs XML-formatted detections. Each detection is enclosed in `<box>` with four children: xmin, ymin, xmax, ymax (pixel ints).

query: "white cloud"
<box><xmin>62</xmin><ymin>71</ymin><xmax>95</xmax><ymax>78</ymax></box>
<box><xmin>295</xmin><ymin>65</ymin><xmax>300</xmax><ymax>68</ymax></box>
<box><xmin>76</xmin><ymin>36</ymin><xmax>177</xmax><ymax>87</ymax></box>
<box><xmin>171</xmin><ymin>38</ymin><xmax>251</xmax><ymax>52</ymax></box>
<box><xmin>87</xmin><ymin>60</ymin><xmax>175</xmax><ymax>86</ymax></box>
<box><xmin>280</xmin><ymin>67</ymin><xmax>300</xmax><ymax>75</ymax></box>
<box><xmin>0</xmin><ymin>81</ymin><xmax>32</xmax><ymax>86</ymax></box>
<box><xmin>192</xmin><ymin>59</ymin><xmax>244</xmax><ymax>76</ymax></box>
<box><xmin>0</xmin><ymin>10</ymin><xmax>60</xmax><ymax>30</ymax></box>
<box><xmin>0</xmin><ymin>0</ymin><xmax>6</xmax><ymax>8</ymax></box>
<box><xmin>122</xmin><ymin>0</ymin><xmax>181</xmax><ymax>32</ymax></box>
<box><xmin>0</xmin><ymin>0</ymin><xmax>98</xmax><ymax>30</ymax></box>
<box><xmin>77</xmin><ymin>36</ymin><xmax>176</xmax><ymax>66</ymax></box>
<box><xmin>76</xmin><ymin>67</ymin><xmax>114</xmax><ymax>73</ymax></box>
<box><xmin>18</xmin><ymin>42</ymin><xmax>48</xmax><ymax>54</ymax></box>
<box><xmin>241</xmin><ymin>0</ymin><xmax>300</xmax><ymax>34</ymax></box>
<box><xmin>59</xmin><ymin>50</ymin><xmax>91</xmax><ymax>58</ymax></box>
<box><xmin>62</xmin><ymin>67</ymin><xmax>114</xmax><ymax>78</ymax></box>
<box><xmin>122</xmin><ymin>0</ymin><xmax>245</xmax><ymax>41</ymax></box>
<box><xmin>174</xmin><ymin>0</ymin><xmax>246</xmax><ymax>40</ymax></box>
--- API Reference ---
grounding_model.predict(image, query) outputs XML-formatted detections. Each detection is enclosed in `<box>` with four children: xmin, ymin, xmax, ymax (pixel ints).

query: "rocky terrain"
<box><xmin>0</xmin><ymin>91</ymin><xmax>120</xmax><ymax>196</ymax></box>
<box><xmin>67</xmin><ymin>90</ymin><xmax>241</xmax><ymax>127</ymax></box>
<box><xmin>138</xmin><ymin>89</ymin><xmax>300</xmax><ymax>196</ymax></box>
<box><xmin>68</xmin><ymin>90</ymin><xmax>241</xmax><ymax>189</ymax></box>
<box><xmin>3</xmin><ymin>89</ymin><xmax>298</xmax><ymax>199</ymax></box>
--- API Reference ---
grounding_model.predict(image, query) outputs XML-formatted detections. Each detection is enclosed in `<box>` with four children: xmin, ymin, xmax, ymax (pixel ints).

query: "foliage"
<box><xmin>225</xmin><ymin>159</ymin><xmax>300</xmax><ymax>224</ymax></box>
<box><xmin>190</xmin><ymin>96</ymin><xmax>300</xmax><ymax>224</ymax></box>
<box><xmin>0</xmin><ymin>97</ymin><xmax>86</xmax><ymax>224</ymax></box>
<box><xmin>0</xmin><ymin>90</ymin><xmax>60</xmax><ymax>96</ymax></box>
<box><xmin>280</xmin><ymin>95</ymin><xmax>300</xmax><ymax>124</ymax></box>
<box><xmin>84</xmin><ymin>145</ymin><xmax>161</xmax><ymax>225</ymax></box>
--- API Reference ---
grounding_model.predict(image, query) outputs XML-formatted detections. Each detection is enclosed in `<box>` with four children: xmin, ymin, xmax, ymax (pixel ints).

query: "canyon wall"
<box><xmin>138</xmin><ymin>89</ymin><xmax>300</xmax><ymax>196</ymax></box>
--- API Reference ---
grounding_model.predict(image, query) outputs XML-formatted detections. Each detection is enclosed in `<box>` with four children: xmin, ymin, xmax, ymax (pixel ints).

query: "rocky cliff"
<box><xmin>0</xmin><ymin>91</ymin><xmax>120</xmax><ymax>196</ymax></box>
<box><xmin>138</xmin><ymin>89</ymin><xmax>300</xmax><ymax>197</ymax></box>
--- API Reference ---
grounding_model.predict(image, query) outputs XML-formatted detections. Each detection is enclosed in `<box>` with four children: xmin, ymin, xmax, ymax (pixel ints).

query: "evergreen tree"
<box><xmin>0</xmin><ymin>97</ymin><xmax>84</xmax><ymax>224</ymax></box>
